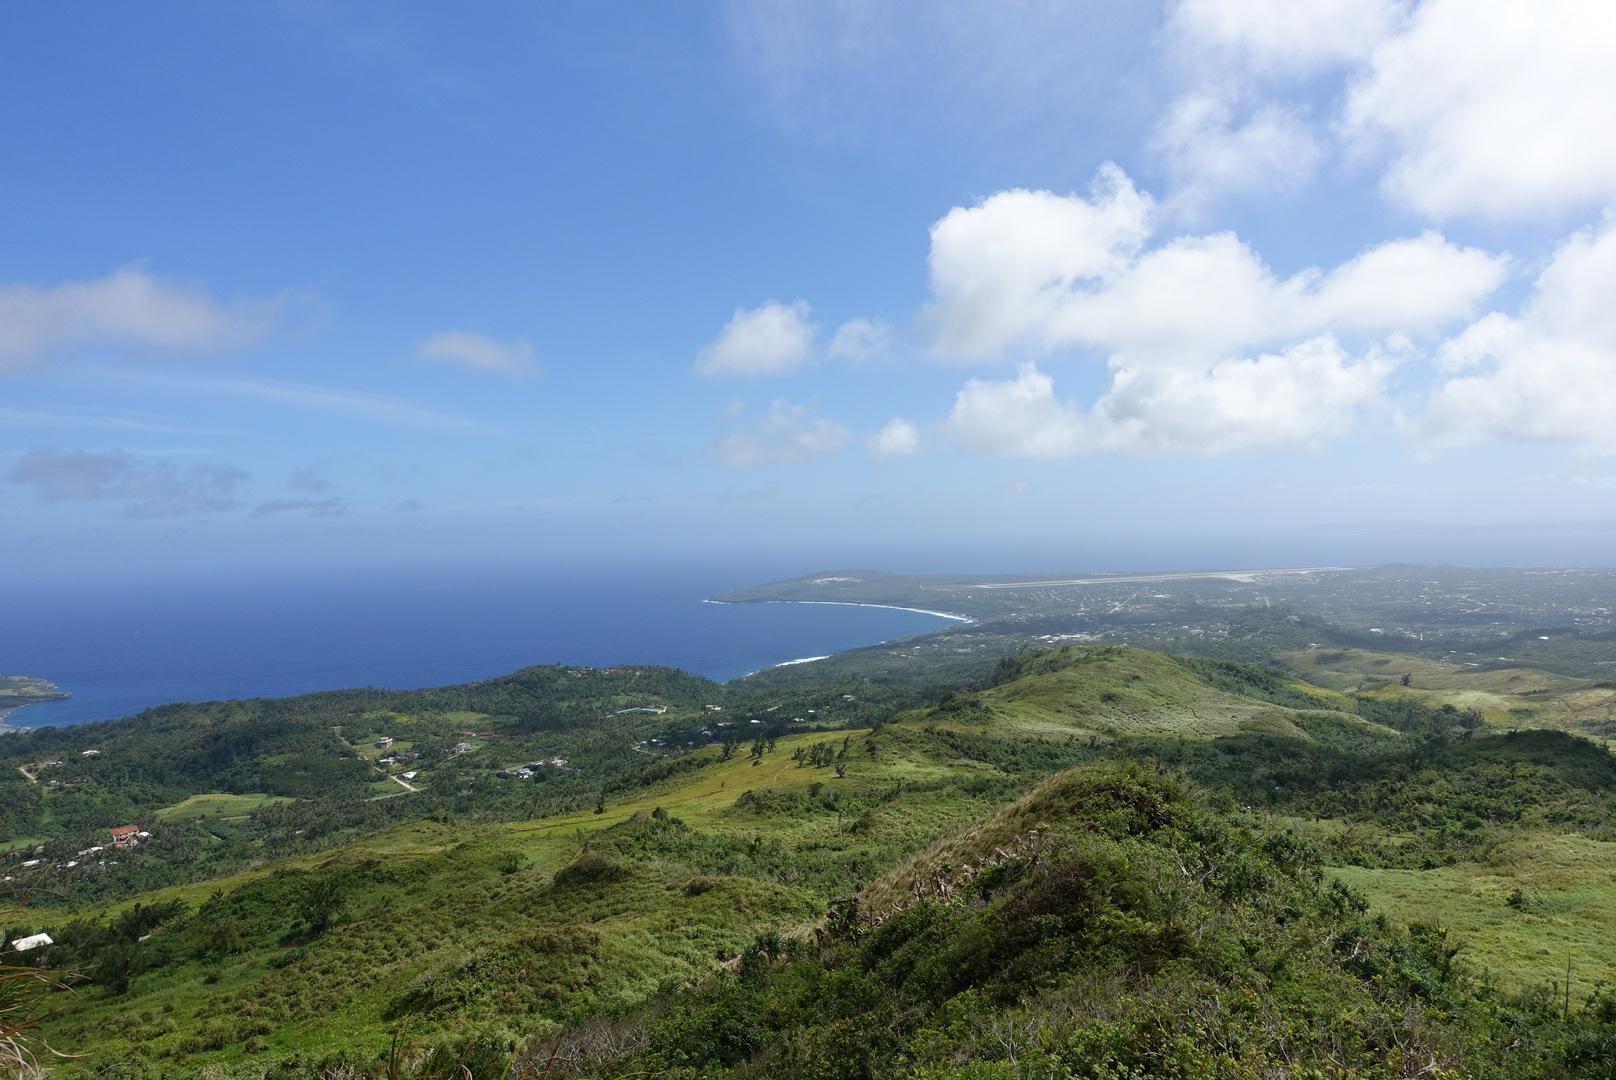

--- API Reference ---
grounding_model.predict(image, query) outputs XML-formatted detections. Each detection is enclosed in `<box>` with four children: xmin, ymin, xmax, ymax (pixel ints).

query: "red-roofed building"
<box><xmin>109</xmin><ymin>825</ymin><xmax>140</xmax><ymax>848</ymax></box>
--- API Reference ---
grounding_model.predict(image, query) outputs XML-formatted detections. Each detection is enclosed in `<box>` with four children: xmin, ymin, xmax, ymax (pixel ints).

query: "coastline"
<box><xmin>0</xmin><ymin>703</ymin><xmax>33</xmax><ymax>734</ymax></box>
<box><xmin>703</xmin><ymin>597</ymin><xmax>976</xmax><ymax>624</ymax></box>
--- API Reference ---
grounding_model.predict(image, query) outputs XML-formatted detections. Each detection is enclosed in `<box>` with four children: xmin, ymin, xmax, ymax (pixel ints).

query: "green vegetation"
<box><xmin>0</xmin><ymin>676</ymin><xmax>69</xmax><ymax>705</ymax></box>
<box><xmin>0</xmin><ymin>676</ymin><xmax>69</xmax><ymax>733</ymax></box>
<box><xmin>1335</xmin><ymin>830</ymin><xmax>1616</xmax><ymax>991</ymax></box>
<box><xmin>4</xmin><ymin>625</ymin><xmax>1616</xmax><ymax>1077</ymax></box>
<box><xmin>595</xmin><ymin>764</ymin><xmax>1616</xmax><ymax>1079</ymax></box>
<box><xmin>153</xmin><ymin>793</ymin><xmax>292</xmax><ymax>823</ymax></box>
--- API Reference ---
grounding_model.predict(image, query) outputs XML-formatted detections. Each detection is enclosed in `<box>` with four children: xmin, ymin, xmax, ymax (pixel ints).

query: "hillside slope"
<box><xmin>8</xmin><ymin>646</ymin><xmax>1616</xmax><ymax>1077</ymax></box>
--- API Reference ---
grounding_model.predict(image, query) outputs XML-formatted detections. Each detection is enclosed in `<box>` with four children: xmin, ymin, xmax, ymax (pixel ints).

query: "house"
<box><xmin>401</xmin><ymin>770</ymin><xmax>418</xmax><ymax>780</ymax></box>
<box><xmin>109</xmin><ymin>824</ymin><xmax>141</xmax><ymax>848</ymax></box>
<box><xmin>80</xmin><ymin>749</ymin><xmax>101</xmax><ymax>757</ymax></box>
<box><xmin>451</xmin><ymin>741</ymin><xmax>472</xmax><ymax>754</ymax></box>
<box><xmin>11</xmin><ymin>933</ymin><xmax>53</xmax><ymax>953</ymax></box>
<box><xmin>20</xmin><ymin>859</ymin><xmax>40</xmax><ymax>869</ymax></box>
<box><xmin>375</xmin><ymin>736</ymin><xmax>394</xmax><ymax>749</ymax></box>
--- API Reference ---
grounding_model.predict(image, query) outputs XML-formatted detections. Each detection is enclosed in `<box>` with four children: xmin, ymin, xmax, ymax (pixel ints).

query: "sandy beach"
<box><xmin>0</xmin><ymin>704</ymin><xmax>32</xmax><ymax>734</ymax></box>
<box><xmin>704</xmin><ymin>598</ymin><xmax>975</xmax><ymax>624</ymax></box>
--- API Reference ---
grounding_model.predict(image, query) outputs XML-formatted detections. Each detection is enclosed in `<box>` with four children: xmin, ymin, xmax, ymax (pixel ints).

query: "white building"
<box><xmin>11</xmin><ymin>933</ymin><xmax>53</xmax><ymax>953</ymax></box>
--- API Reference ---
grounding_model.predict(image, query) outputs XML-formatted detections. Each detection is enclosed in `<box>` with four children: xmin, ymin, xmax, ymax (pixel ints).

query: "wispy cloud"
<box><xmin>712</xmin><ymin>399</ymin><xmax>850</xmax><ymax>466</ymax></box>
<box><xmin>719</xmin><ymin>482</ymin><xmax>780</xmax><ymax>503</ymax></box>
<box><xmin>8</xmin><ymin>448</ymin><xmax>249</xmax><ymax>518</ymax></box>
<box><xmin>142</xmin><ymin>375</ymin><xmax>478</xmax><ymax>430</ymax></box>
<box><xmin>0</xmin><ymin>406</ymin><xmax>216</xmax><ymax>435</ymax></box>
<box><xmin>287</xmin><ymin>465</ymin><xmax>332</xmax><ymax>492</ymax></box>
<box><xmin>251</xmin><ymin>497</ymin><xmax>348</xmax><ymax>517</ymax></box>
<box><xmin>416</xmin><ymin>330</ymin><xmax>537</xmax><ymax>375</ymax></box>
<box><xmin>721</xmin><ymin>1</ymin><xmax>1151</xmax><ymax>147</ymax></box>
<box><xmin>0</xmin><ymin>266</ymin><xmax>274</xmax><ymax>370</ymax></box>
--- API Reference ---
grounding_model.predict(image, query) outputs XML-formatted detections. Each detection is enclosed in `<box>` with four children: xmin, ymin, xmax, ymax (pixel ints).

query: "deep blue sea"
<box><xmin>0</xmin><ymin>564</ymin><xmax>956</xmax><ymax>728</ymax></box>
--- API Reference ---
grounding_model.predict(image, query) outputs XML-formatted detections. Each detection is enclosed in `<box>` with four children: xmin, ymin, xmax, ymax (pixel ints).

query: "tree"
<box><xmin>298</xmin><ymin>875</ymin><xmax>346</xmax><ymax>938</ymax></box>
<box><xmin>594</xmin><ymin>788</ymin><xmax>607</xmax><ymax>814</ymax></box>
<box><xmin>1401</xmin><ymin>673</ymin><xmax>1413</xmax><ymax>687</ymax></box>
<box><xmin>91</xmin><ymin>939</ymin><xmax>139</xmax><ymax>995</ymax></box>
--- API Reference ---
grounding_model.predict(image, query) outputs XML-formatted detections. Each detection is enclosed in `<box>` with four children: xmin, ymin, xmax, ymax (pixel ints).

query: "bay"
<box><xmin>0</xmin><ymin>563</ymin><xmax>953</xmax><ymax>728</ymax></box>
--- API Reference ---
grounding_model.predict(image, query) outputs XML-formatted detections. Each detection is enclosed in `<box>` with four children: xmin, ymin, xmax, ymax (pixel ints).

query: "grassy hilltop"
<box><xmin>3</xmin><ymin>641</ymin><xmax>1616</xmax><ymax>1076</ymax></box>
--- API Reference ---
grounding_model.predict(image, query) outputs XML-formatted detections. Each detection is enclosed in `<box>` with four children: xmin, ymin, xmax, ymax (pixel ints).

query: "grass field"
<box><xmin>154</xmin><ymin>792</ymin><xmax>293</xmax><ymax>823</ymax></box>
<box><xmin>1282</xmin><ymin>646</ymin><xmax>1616</xmax><ymax>742</ymax></box>
<box><xmin>1333</xmin><ymin>831</ymin><xmax>1616</xmax><ymax>992</ymax></box>
<box><xmin>976</xmin><ymin>646</ymin><xmax>1375</xmax><ymax>742</ymax></box>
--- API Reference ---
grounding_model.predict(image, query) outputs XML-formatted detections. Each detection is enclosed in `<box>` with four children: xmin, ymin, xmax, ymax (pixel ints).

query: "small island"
<box><xmin>0</xmin><ymin>674</ymin><xmax>70</xmax><ymax>732</ymax></box>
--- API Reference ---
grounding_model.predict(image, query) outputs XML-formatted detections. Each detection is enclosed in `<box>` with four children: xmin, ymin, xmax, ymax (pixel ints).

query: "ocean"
<box><xmin>0</xmin><ymin>563</ymin><xmax>956</xmax><ymax>729</ymax></box>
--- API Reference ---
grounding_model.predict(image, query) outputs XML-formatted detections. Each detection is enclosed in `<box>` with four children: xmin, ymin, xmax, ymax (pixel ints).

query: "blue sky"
<box><xmin>6</xmin><ymin>0</ymin><xmax>1616</xmax><ymax>582</ymax></box>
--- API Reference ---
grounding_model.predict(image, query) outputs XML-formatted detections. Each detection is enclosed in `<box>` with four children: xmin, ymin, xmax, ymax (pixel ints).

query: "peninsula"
<box><xmin>0</xmin><ymin>674</ymin><xmax>69</xmax><ymax>731</ymax></box>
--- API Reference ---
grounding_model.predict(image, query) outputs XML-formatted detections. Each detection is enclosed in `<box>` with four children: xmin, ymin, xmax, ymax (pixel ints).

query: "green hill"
<box><xmin>596</xmin><ymin>763</ymin><xmax>1613</xmax><ymax>1079</ymax></box>
<box><xmin>6</xmin><ymin>646</ymin><xmax>1616</xmax><ymax>1077</ymax></box>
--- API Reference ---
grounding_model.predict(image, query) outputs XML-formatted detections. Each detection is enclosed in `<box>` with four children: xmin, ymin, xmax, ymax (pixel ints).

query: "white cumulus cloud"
<box><xmin>1151</xmin><ymin>92</ymin><xmax>1324</xmax><ymax>210</ymax></box>
<box><xmin>695</xmin><ymin>299</ymin><xmax>816</xmax><ymax>378</ymax></box>
<box><xmin>1170</xmin><ymin>0</ymin><xmax>1409</xmax><ymax>73</ymax></box>
<box><xmin>945</xmin><ymin>365</ymin><xmax>1087</xmax><ymax>457</ymax></box>
<box><xmin>1422</xmin><ymin>215</ymin><xmax>1616</xmax><ymax>447</ymax></box>
<box><xmin>946</xmin><ymin>338</ymin><xmax>1393</xmax><ymax>457</ymax></box>
<box><xmin>867</xmin><ymin>417</ymin><xmax>920</xmax><ymax>459</ymax></box>
<box><xmin>925</xmin><ymin>165</ymin><xmax>1154</xmax><ymax>360</ymax></box>
<box><xmin>1343</xmin><ymin>0</ymin><xmax>1616</xmax><ymax>221</ymax></box>
<box><xmin>926</xmin><ymin>165</ymin><xmax>1505</xmax><ymax>456</ymax></box>
<box><xmin>925</xmin><ymin>167</ymin><xmax>1505</xmax><ymax>366</ymax></box>
<box><xmin>1168</xmin><ymin>0</ymin><xmax>1616</xmax><ymax>223</ymax></box>
<box><xmin>416</xmin><ymin>330</ymin><xmax>536</xmax><ymax>374</ymax></box>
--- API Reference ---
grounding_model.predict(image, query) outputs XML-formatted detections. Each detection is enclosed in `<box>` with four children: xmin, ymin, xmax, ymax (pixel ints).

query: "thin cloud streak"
<box><xmin>0</xmin><ymin>406</ymin><xmax>219</xmax><ymax>435</ymax></box>
<box><xmin>136</xmin><ymin>375</ymin><xmax>479</xmax><ymax>430</ymax></box>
